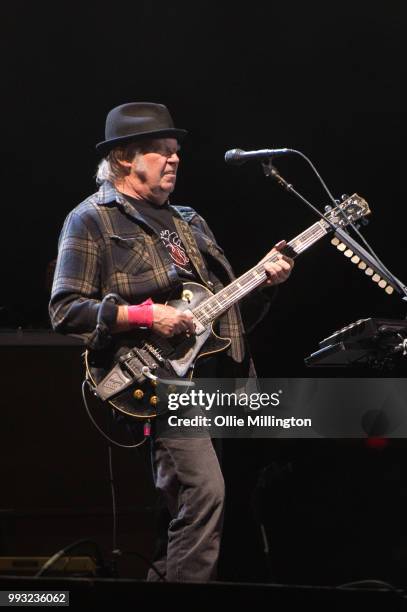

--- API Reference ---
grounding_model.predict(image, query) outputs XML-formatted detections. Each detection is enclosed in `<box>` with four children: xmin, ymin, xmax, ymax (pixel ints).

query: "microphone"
<box><xmin>224</xmin><ymin>148</ymin><xmax>291</xmax><ymax>165</ymax></box>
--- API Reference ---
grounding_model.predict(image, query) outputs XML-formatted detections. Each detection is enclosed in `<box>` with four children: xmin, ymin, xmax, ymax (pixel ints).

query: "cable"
<box><xmin>337</xmin><ymin>579</ymin><xmax>403</xmax><ymax>593</ymax></box>
<box><xmin>81</xmin><ymin>379</ymin><xmax>164</xmax><ymax>580</ymax></box>
<box><xmin>81</xmin><ymin>379</ymin><xmax>147</xmax><ymax>449</ymax></box>
<box><xmin>105</xmin><ymin>431</ymin><xmax>166</xmax><ymax>581</ymax></box>
<box><xmin>35</xmin><ymin>538</ymin><xmax>105</xmax><ymax>578</ymax></box>
<box><xmin>107</xmin><ymin>443</ymin><xmax>118</xmax><ymax>560</ymax></box>
<box><xmin>288</xmin><ymin>148</ymin><xmax>338</xmax><ymax>208</ymax></box>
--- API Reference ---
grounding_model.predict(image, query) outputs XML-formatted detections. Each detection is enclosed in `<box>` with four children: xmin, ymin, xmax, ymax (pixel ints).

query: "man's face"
<box><xmin>129</xmin><ymin>138</ymin><xmax>180</xmax><ymax>204</ymax></box>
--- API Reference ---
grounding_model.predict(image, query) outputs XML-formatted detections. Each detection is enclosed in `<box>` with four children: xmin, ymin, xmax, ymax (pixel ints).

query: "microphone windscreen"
<box><xmin>224</xmin><ymin>149</ymin><xmax>245</xmax><ymax>165</ymax></box>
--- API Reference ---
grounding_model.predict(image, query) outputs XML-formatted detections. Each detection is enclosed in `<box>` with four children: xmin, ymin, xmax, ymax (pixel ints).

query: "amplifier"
<box><xmin>0</xmin><ymin>328</ymin><xmax>84</xmax><ymax>346</ymax></box>
<box><xmin>0</xmin><ymin>556</ymin><xmax>97</xmax><ymax>576</ymax></box>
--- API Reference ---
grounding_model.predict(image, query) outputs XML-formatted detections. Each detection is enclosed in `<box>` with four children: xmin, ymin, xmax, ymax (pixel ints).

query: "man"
<box><xmin>49</xmin><ymin>102</ymin><xmax>293</xmax><ymax>582</ymax></box>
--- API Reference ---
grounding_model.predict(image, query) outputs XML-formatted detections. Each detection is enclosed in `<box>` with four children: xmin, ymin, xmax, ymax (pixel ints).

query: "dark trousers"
<box><xmin>146</xmin><ymin>434</ymin><xmax>225</xmax><ymax>582</ymax></box>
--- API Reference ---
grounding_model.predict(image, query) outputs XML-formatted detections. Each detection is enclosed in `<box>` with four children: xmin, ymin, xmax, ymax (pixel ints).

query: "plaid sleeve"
<box><xmin>49</xmin><ymin>211</ymin><xmax>117</xmax><ymax>334</ymax></box>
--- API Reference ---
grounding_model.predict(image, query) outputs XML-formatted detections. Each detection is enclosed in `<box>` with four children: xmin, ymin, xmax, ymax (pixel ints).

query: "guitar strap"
<box><xmin>173</xmin><ymin>217</ymin><xmax>215</xmax><ymax>290</ymax></box>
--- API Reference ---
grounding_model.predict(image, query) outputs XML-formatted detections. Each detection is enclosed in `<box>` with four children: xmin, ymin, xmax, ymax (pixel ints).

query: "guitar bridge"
<box><xmin>95</xmin><ymin>349</ymin><xmax>155</xmax><ymax>402</ymax></box>
<box><xmin>95</xmin><ymin>361</ymin><xmax>139</xmax><ymax>401</ymax></box>
<box><xmin>121</xmin><ymin>348</ymin><xmax>158</xmax><ymax>370</ymax></box>
<box><xmin>143</xmin><ymin>342</ymin><xmax>165</xmax><ymax>363</ymax></box>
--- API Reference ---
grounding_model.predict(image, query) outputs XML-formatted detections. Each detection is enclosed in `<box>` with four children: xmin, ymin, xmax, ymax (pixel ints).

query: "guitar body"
<box><xmin>86</xmin><ymin>282</ymin><xmax>231</xmax><ymax>419</ymax></box>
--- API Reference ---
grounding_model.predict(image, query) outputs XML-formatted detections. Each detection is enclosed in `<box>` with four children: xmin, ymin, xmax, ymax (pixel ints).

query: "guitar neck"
<box><xmin>192</xmin><ymin>218</ymin><xmax>330</xmax><ymax>326</ymax></box>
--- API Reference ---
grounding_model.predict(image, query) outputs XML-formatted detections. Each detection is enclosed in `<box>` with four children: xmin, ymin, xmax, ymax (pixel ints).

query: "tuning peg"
<box><xmin>337</xmin><ymin>243</ymin><xmax>346</xmax><ymax>252</ymax></box>
<box><xmin>372</xmin><ymin>273</ymin><xmax>381</xmax><ymax>283</ymax></box>
<box><xmin>331</xmin><ymin>237</ymin><xmax>340</xmax><ymax>246</ymax></box>
<box><xmin>344</xmin><ymin>249</ymin><xmax>353</xmax><ymax>258</ymax></box>
<box><xmin>378</xmin><ymin>279</ymin><xmax>387</xmax><ymax>289</ymax></box>
<box><xmin>351</xmin><ymin>255</ymin><xmax>360</xmax><ymax>264</ymax></box>
<box><xmin>385</xmin><ymin>286</ymin><xmax>394</xmax><ymax>295</ymax></box>
<box><xmin>358</xmin><ymin>261</ymin><xmax>367</xmax><ymax>270</ymax></box>
<box><xmin>341</xmin><ymin>194</ymin><xmax>349</xmax><ymax>201</ymax></box>
<box><xmin>365</xmin><ymin>267</ymin><xmax>374</xmax><ymax>276</ymax></box>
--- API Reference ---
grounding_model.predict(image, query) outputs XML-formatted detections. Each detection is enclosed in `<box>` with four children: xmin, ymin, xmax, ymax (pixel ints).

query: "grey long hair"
<box><xmin>95</xmin><ymin>140</ymin><xmax>148</xmax><ymax>185</ymax></box>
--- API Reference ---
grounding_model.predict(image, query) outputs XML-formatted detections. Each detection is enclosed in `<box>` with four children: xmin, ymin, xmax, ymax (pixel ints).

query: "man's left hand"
<box><xmin>261</xmin><ymin>240</ymin><xmax>294</xmax><ymax>286</ymax></box>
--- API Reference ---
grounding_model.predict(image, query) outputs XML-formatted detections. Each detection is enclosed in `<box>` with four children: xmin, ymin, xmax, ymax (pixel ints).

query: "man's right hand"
<box><xmin>152</xmin><ymin>304</ymin><xmax>195</xmax><ymax>337</ymax></box>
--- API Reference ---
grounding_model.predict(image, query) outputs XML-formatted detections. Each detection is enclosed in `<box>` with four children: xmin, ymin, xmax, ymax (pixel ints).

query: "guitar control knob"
<box><xmin>133</xmin><ymin>389</ymin><xmax>144</xmax><ymax>400</ymax></box>
<box><xmin>182</xmin><ymin>289</ymin><xmax>193</xmax><ymax>302</ymax></box>
<box><xmin>150</xmin><ymin>396</ymin><xmax>159</xmax><ymax>406</ymax></box>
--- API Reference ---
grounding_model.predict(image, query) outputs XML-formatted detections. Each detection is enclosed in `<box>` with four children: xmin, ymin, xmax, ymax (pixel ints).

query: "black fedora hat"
<box><xmin>96</xmin><ymin>102</ymin><xmax>188</xmax><ymax>155</ymax></box>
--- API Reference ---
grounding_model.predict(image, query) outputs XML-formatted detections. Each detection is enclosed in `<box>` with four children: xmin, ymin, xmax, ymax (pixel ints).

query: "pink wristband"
<box><xmin>127</xmin><ymin>298</ymin><xmax>154</xmax><ymax>328</ymax></box>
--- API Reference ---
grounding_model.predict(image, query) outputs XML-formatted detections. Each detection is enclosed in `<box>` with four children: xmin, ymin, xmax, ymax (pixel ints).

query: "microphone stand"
<box><xmin>261</xmin><ymin>159</ymin><xmax>407</xmax><ymax>303</ymax></box>
<box><xmin>261</xmin><ymin>161</ymin><xmax>338</xmax><ymax>232</ymax></box>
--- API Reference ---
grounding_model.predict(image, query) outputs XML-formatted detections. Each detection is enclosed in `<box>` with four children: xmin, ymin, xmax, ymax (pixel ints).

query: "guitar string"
<box><xmin>193</xmin><ymin>226</ymin><xmax>328</xmax><ymax>324</ymax></box>
<box><xmin>195</xmin><ymin>234</ymin><xmax>327</xmax><ymax>323</ymax></box>
<box><xmin>196</xmin><ymin>201</ymin><xmax>368</xmax><ymax>323</ymax></box>
<box><xmin>173</xmin><ymin>204</ymin><xmax>361</xmax><ymax>326</ymax></box>
<box><xmin>175</xmin><ymin>203</ymin><xmax>362</xmax><ymax>326</ymax></box>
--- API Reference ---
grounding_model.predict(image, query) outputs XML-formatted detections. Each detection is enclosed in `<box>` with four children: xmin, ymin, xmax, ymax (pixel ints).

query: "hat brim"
<box><xmin>95</xmin><ymin>128</ymin><xmax>188</xmax><ymax>156</ymax></box>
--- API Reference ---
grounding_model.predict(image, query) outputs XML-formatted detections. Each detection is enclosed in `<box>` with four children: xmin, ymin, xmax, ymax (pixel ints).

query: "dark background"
<box><xmin>2</xmin><ymin>0</ymin><xmax>407</xmax><ymax>586</ymax></box>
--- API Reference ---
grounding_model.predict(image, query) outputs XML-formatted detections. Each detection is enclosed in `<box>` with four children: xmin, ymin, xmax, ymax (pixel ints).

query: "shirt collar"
<box><xmin>95</xmin><ymin>181</ymin><xmax>127</xmax><ymax>207</ymax></box>
<box><xmin>95</xmin><ymin>180</ymin><xmax>191</xmax><ymax>223</ymax></box>
<box><xmin>95</xmin><ymin>181</ymin><xmax>150</xmax><ymax>226</ymax></box>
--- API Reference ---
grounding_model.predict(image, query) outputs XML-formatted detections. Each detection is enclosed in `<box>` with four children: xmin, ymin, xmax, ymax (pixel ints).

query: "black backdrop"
<box><xmin>2</xmin><ymin>1</ymin><xmax>407</xmax><ymax>584</ymax></box>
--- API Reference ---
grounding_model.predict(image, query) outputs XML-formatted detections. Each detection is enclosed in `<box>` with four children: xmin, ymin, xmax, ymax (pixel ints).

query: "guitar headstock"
<box><xmin>326</xmin><ymin>195</ymin><xmax>397</xmax><ymax>296</ymax></box>
<box><xmin>325</xmin><ymin>194</ymin><xmax>371</xmax><ymax>228</ymax></box>
<box><xmin>322</xmin><ymin>194</ymin><xmax>396</xmax><ymax>296</ymax></box>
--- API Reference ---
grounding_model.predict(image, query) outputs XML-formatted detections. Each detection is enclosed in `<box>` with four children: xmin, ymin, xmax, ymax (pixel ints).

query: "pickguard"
<box><xmin>164</xmin><ymin>281</ymin><xmax>224</xmax><ymax>376</ymax></box>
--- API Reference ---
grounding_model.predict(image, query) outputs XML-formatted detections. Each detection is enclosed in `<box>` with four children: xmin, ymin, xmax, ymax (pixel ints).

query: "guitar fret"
<box><xmin>289</xmin><ymin>225</ymin><xmax>326</xmax><ymax>254</ymax></box>
<box><xmin>199</xmin><ymin>275</ymin><xmax>261</xmax><ymax>320</ymax></box>
<box><xmin>191</xmin><ymin>195</ymin><xmax>368</xmax><ymax>325</ymax></box>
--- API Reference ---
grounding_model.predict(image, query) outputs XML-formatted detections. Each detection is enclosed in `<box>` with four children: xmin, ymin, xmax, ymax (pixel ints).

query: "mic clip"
<box><xmin>261</xmin><ymin>160</ymin><xmax>292</xmax><ymax>191</ymax></box>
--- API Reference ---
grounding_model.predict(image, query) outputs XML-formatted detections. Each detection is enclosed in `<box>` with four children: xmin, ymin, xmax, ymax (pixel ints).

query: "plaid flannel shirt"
<box><xmin>49</xmin><ymin>181</ymin><xmax>258</xmax><ymax>364</ymax></box>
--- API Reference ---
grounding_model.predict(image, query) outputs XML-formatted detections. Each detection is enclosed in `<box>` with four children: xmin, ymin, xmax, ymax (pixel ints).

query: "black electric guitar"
<box><xmin>85</xmin><ymin>194</ymin><xmax>370</xmax><ymax>419</ymax></box>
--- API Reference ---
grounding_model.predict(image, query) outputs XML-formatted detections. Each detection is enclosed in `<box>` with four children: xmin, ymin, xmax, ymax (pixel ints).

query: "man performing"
<box><xmin>49</xmin><ymin>102</ymin><xmax>294</xmax><ymax>582</ymax></box>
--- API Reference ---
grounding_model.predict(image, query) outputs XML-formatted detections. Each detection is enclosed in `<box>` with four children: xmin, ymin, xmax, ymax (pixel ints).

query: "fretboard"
<box><xmin>192</xmin><ymin>219</ymin><xmax>330</xmax><ymax>326</ymax></box>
